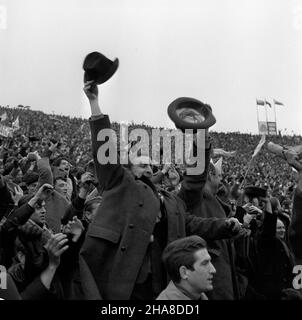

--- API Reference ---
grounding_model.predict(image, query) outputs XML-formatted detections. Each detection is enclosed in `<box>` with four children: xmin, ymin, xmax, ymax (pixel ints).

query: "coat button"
<box><xmin>121</xmin><ymin>246</ymin><xmax>126</xmax><ymax>252</ymax></box>
<box><xmin>139</xmin><ymin>203</ymin><xmax>143</xmax><ymax>207</ymax></box>
<box><xmin>129</xmin><ymin>224</ymin><xmax>134</xmax><ymax>229</ymax></box>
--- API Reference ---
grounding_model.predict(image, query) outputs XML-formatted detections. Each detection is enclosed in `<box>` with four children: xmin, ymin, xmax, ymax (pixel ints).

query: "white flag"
<box><xmin>0</xmin><ymin>111</ymin><xmax>7</xmax><ymax>122</ymax></box>
<box><xmin>12</xmin><ymin>116</ymin><xmax>20</xmax><ymax>130</ymax></box>
<box><xmin>252</xmin><ymin>134</ymin><xmax>266</xmax><ymax>158</ymax></box>
<box><xmin>214</xmin><ymin>157</ymin><xmax>223</xmax><ymax>175</ymax></box>
<box><xmin>213</xmin><ymin>148</ymin><xmax>237</xmax><ymax>158</ymax></box>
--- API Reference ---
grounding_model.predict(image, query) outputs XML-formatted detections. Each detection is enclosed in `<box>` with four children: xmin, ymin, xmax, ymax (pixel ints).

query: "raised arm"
<box><xmin>270</xmin><ymin>149</ymin><xmax>302</xmax><ymax>264</ymax></box>
<box><xmin>177</xmin><ymin>131</ymin><xmax>212</xmax><ymax>212</ymax></box>
<box><xmin>84</xmin><ymin>81</ymin><xmax>124</xmax><ymax>191</ymax></box>
<box><xmin>289</xmin><ymin>171</ymin><xmax>302</xmax><ymax>264</ymax></box>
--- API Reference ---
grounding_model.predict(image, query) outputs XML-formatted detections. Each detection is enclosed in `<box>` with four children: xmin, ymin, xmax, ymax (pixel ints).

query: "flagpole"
<box><xmin>265</xmin><ymin>104</ymin><xmax>269</xmax><ymax>135</ymax></box>
<box><xmin>239</xmin><ymin>158</ymin><xmax>254</xmax><ymax>190</ymax></box>
<box><xmin>273</xmin><ymin>100</ymin><xmax>277</xmax><ymax>134</ymax></box>
<box><xmin>256</xmin><ymin>103</ymin><xmax>260</xmax><ymax>134</ymax></box>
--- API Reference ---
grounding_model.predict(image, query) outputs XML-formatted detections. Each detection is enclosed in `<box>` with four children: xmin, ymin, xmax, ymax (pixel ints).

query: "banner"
<box><xmin>0</xmin><ymin>123</ymin><xmax>13</xmax><ymax>137</ymax></box>
<box><xmin>273</xmin><ymin>99</ymin><xmax>284</xmax><ymax>106</ymax></box>
<box><xmin>258</xmin><ymin>121</ymin><xmax>268</xmax><ymax>135</ymax></box>
<box><xmin>252</xmin><ymin>134</ymin><xmax>266</xmax><ymax>158</ymax></box>
<box><xmin>12</xmin><ymin>116</ymin><xmax>20</xmax><ymax>131</ymax></box>
<box><xmin>0</xmin><ymin>111</ymin><xmax>7</xmax><ymax>122</ymax></box>
<box><xmin>267</xmin><ymin>121</ymin><xmax>277</xmax><ymax>135</ymax></box>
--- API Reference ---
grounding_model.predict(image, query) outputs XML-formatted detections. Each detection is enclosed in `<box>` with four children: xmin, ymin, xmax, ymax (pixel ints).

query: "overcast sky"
<box><xmin>0</xmin><ymin>0</ymin><xmax>301</xmax><ymax>134</ymax></box>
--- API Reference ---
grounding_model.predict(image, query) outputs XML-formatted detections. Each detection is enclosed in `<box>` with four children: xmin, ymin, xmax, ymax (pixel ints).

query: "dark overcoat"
<box><xmin>79</xmin><ymin>115</ymin><xmax>233</xmax><ymax>300</ymax></box>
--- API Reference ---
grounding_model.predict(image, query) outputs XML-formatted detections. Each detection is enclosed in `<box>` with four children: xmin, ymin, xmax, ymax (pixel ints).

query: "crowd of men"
<box><xmin>0</xmin><ymin>80</ymin><xmax>302</xmax><ymax>300</ymax></box>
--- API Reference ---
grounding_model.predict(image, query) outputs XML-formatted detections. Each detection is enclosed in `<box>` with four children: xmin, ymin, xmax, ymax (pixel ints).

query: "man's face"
<box><xmin>54</xmin><ymin>179</ymin><xmax>68</xmax><ymax>197</ymax></box>
<box><xmin>208</xmin><ymin>170</ymin><xmax>222</xmax><ymax>193</ymax></box>
<box><xmin>28</xmin><ymin>181</ymin><xmax>38</xmax><ymax>195</ymax></box>
<box><xmin>162</xmin><ymin>168</ymin><xmax>180</xmax><ymax>188</ymax></box>
<box><xmin>186</xmin><ymin>248</ymin><xmax>216</xmax><ymax>293</ymax></box>
<box><xmin>276</xmin><ymin>219</ymin><xmax>286</xmax><ymax>239</ymax></box>
<box><xmin>252</xmin><ymin>197</ymin><xmax>260</xmax><ymax>208</ymax></box>
<box><xmin>15</xmin><ymin>169</ymin><xmax>23</xmax><ymax>184</ymax></box>
<box><xmin>59</xmin><ymin>160</ymin><xmax>70</xmax><ymax>175</ymax></box>
<box><xmin>31</xmin><ymin>200</ymin><xmax>46</xmax><ymax>226</ymax></box>
<box><xmin>130</xmin><ymin>156</ymin><xmax>153</xmax><ymax>179</ymax></box>
<box><xmin>176</xmin><ymin>107</ymin><xmax>205</xmax><ymax>124</ymax></box>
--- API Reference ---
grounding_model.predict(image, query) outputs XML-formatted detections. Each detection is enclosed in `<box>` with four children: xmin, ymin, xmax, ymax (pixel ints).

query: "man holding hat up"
<box><xmin>79</xmin><ymin>52</ymin><xmax>243</xmax><ymax>300</ymax></box>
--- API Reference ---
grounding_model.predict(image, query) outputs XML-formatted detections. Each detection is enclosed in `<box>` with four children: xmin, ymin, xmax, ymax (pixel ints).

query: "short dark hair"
<box><xmin>162</xmin><ymin>235</ymin><xmax>207</xmax><ymax>283</ymax></box>
<box><xmin>52</xmin><ymin>157</ymin><xmax>70</xmax><ymax>167</ymax></box>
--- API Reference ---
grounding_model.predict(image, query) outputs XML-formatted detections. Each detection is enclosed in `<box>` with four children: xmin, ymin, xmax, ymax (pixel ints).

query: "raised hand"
<box><xmin>35</xmin><ymin>183</ymin><xmax>54</xmax><ymax>201</ymax></box>
<box><xmin>83</xmin><ymin>80</ymin><xmax>98</xmax><ymax>101</ymax></box>
<box><xmin>63</xmin><ymin>216</ymin><xmax>84</xmax><ymax>242</ymax></box>
<box><xmin>44</xmin><ymin>233</ymin><xmax>69</xmax><ymax>268</ymax></box>
<box><xmin>10</xmin><ymin>185</ymin><xmax>24</xmax><ymax>206</ymax></box>
<box><xmin>49</xmin><ymin>141</ymin><xmax>59</xmax><ymax>153</ymax></box>
<box><xmin>226</xmin><ymin>217</ymin><xmax>242</xmax><ymax>234</ymax></box>
<box><xmin>27</xmin><ymin>151</ymin><xmax>41</xmax><ymax>162</ymax></box>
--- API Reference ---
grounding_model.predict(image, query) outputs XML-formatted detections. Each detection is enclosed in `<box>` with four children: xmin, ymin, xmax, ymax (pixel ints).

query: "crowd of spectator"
<box><xmin>0</xmin><ymin>100</ymin><xmax>302</xmax><ymax>300</ymax></box>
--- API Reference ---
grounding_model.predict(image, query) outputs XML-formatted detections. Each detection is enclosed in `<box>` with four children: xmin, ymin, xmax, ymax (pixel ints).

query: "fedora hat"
<box><xmin>83</xmin><ymin>51</ymin><xmax>119</xmax><ymax>84</ymax></box>
<box><xmin>167</xmin><ymin>97</ymin><xmax>216</xmax><ymax>131</ymax></box>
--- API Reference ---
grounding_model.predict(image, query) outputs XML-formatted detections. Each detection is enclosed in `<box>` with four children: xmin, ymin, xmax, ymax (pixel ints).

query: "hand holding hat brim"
<box><xmin>167</xmin><ymin>97</ymin><xmax>216</xmax><ymax>131</ymax></box>
<box><xmin>83</xmin><ymin>51</ymin><xmax>119</xmax><ymax>85</ymax></box>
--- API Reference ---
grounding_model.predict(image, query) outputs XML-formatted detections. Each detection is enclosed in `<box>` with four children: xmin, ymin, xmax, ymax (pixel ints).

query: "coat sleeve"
<box><xmin>78</xmin><ymin>254</ymin><xmax>103</xmax><ymax>300</ymax></box>
<box><xmin>89</xmin><ymin>115</ymin><xmax>124</xmax><ymax>191</ymax></box>
<box><xmin>2</xmin><ymin>203</ymin><xmax>34</xmax><ymax>233</ymax></box>
<box><xmin>37</xmin><ymin>157</ymin><xmax>53</xmax><ymax>187</ymax></box>
<box><xmin>0</xmin><ymin>177</ymin><xmax>14</xmax><ymax>220</ymax></box>
<box><xmin>0</xmin><ymin>203</ymin><xmax>35</xmax><ymax>267</ymax></box>
<box><xmin>289</xmin><ymin>187</ymin><xmax>302</xmax><ymax>263</ymax></box>
<box><xmin>185</xmin><ymin>212</ymin><xmax>234</xmax><ymax>241</ymax></box>
<box><xmin>177</xmin><ymin>146</ymin><xmax>211</xmax><ymax>212</ymax></box>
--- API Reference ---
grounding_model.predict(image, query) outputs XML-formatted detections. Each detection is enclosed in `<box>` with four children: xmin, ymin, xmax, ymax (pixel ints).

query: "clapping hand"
<box><xmin>62</xmin><ymin>216</ymin><xmax>84</xmax><ymax>242</ymax></box>
<box><xmin>44</xmin><ymin>233</ymin><xmax>69</xmax><ymax>268</ymax></box>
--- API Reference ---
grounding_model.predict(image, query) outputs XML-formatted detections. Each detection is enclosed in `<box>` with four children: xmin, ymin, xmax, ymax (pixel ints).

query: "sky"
<box><xmin>0</xmin><ymin>0</ymin><xmax>301</xmax><ymax>134</ymax></box>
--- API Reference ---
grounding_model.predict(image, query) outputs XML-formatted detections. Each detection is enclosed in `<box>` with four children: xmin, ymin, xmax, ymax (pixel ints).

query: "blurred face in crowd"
<box><xmin>130</xmin><ymin>156</ymin><xmax>153</xmax><ymax>179</ymax></box>
<box><xmin>176</xmin><ymin>107</ymin><xmax>205</xmax><ymax>124</ymax></box>
<box><xmin>252</xmin><ymin>197</ymin><xmax>260</xmax><ymax>208</ymax></box>
<box><xmin>276</xmin><ymin>219</ymin><xmax>286</xmax><ymax>240</ymax></box>
<box><xmin>28</xmin><ymin>181</ymin><xmax>38</xmax><ymax>195</ymax></box>
<box><xmin>182</xmin><ymin>248</ymin><xmax>216</xmax><ymax>294</ymax></box>
<box><xmin>59</xmin><ymin>159</ymin><xmax>70</xmax><ymax>176</ymax></box>
<box><xmin>162</xmin><ymin>168</ymin><xmax>180</xmax><ymax>189</ymax></box>
<box><xmin>14</xmin><ymin>169</ymin><xmax>23</xmax><ymax>184</ymax></box>
<box><xmin>60</xmin><ymin>143</ymin><xmax>70</xmax><ymax>155</ymax></box>
<box><xmin>31</xmin><ymin>200</ymin><xmax>46</xmax><ymax>226</ymax></box>
<box><xmin>54</xmin><ymin>178</ymin><xmax>68</xmax><ymax>197</ymax></box>
<box><xmin>208</xmin><ymin>167</ymin><xmax>222</xmax><ymax>194</ymax></box>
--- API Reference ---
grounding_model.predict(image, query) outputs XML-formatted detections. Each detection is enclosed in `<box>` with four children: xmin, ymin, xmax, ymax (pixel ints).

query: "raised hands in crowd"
<box><xmin>1</xmin><ymin>62</ymin><xmax>302</xmax><ymax>301</ymax></box>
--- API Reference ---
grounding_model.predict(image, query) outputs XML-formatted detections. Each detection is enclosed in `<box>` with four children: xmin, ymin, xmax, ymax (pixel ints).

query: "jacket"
<box><xmin>79</xmin><ymin>115</ymin><xmax>235</xmax><ymax>300</ymax></box>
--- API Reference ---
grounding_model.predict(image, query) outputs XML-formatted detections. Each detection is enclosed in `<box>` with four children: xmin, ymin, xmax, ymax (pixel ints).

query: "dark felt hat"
<box><xmin>83</xmin><ymin>51</ymin><xmax>119</xmax><ymax>85</ymax></box>
<box><xmin>244</xmin><ymin>186</ymin><xmax>267</xmax><ymax>198</ymax></box>
<box><xmin>167</xmin><ymin>97</ymin><xmax>216</xmax><ymax>131</ymax></box>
